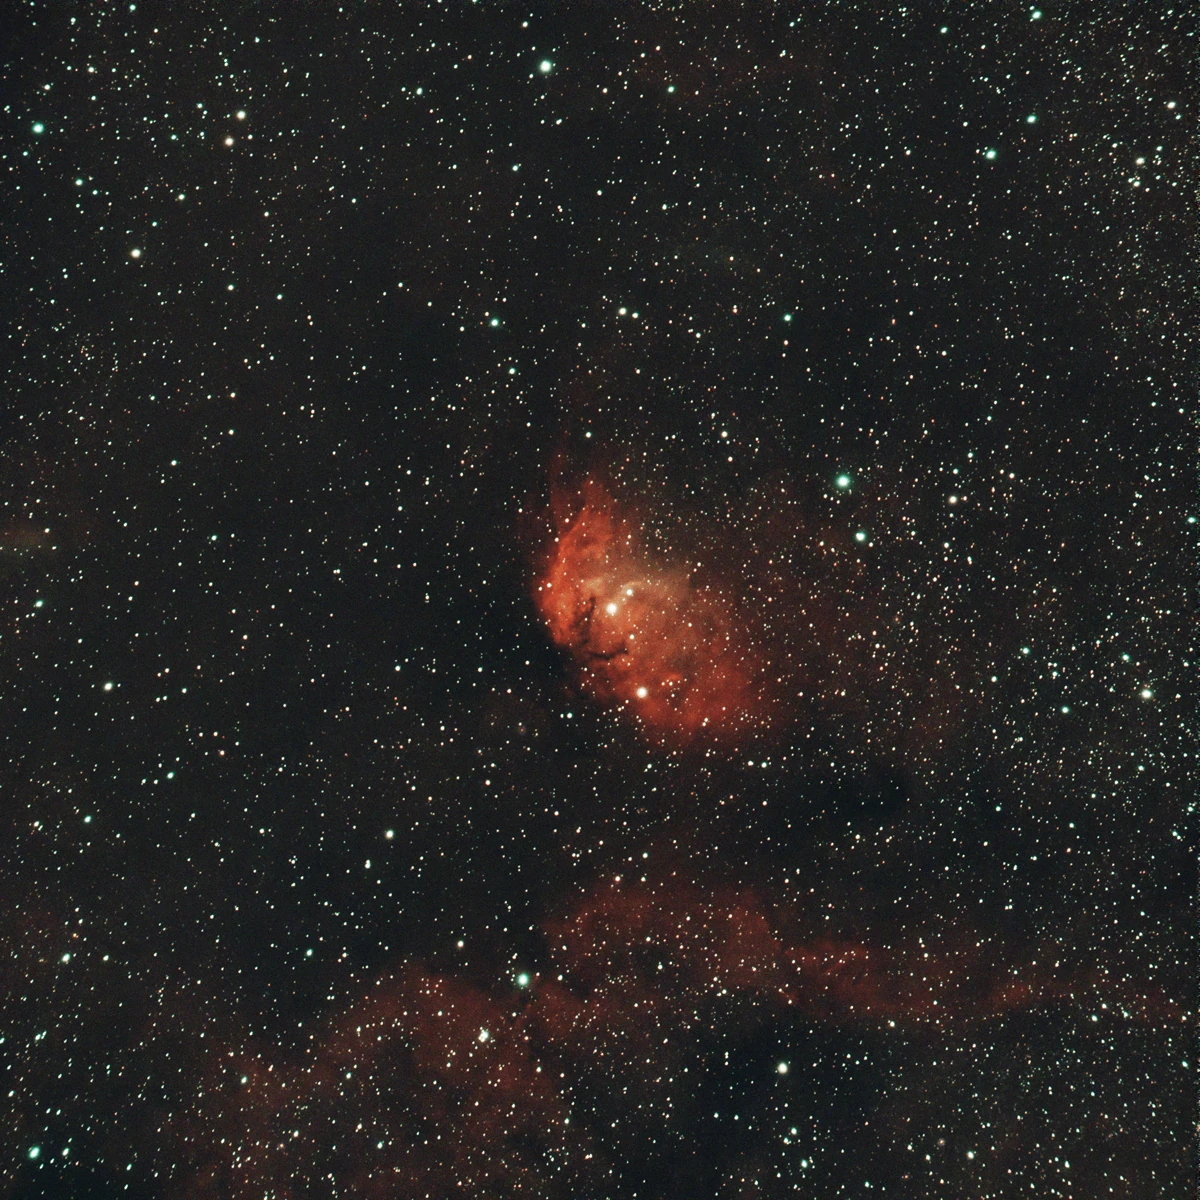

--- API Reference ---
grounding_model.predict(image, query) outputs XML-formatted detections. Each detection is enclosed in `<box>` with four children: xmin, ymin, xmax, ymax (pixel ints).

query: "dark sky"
<box><xmin>0</xmin><ymin>3</ymin><xmax>1192</xmax><ymax>1197</ymax></box>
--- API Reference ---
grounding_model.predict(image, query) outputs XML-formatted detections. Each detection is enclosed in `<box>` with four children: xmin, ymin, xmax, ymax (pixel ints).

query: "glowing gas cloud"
<box><xmin>534</xmin><ymin>480</ymin><xmax>762</xmax><ymax>743</ymax></box>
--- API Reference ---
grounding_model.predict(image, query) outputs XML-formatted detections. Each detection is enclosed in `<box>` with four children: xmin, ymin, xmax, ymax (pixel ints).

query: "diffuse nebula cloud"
<box><xmin>534</xmin><ymin>479</ymin><xmax>764</xmax><ymax>744</ymax></box>
<box><xmin>144</xmin><ymin>877</ymin><xmax>1166</xmax><ymax>1199</ymax></box>
<box><xmin>532</xmin><ymin>470</ymin><xmax>986</xmax><ymax>765</ymax></box>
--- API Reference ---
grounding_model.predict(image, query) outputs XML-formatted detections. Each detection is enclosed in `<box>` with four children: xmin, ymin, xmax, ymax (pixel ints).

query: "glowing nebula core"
<box><xmin>535</xmin><ymin>481</ymin><xmax>760</xmax><ymax>743</ymax></box>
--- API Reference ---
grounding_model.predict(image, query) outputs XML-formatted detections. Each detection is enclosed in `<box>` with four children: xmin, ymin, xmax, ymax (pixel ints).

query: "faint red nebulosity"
<box><xmin>163</xmin><ymin>964</ymin><xmax>605</xmax><ymax>1200</ymax></box>
<box><xmin>135</xmin><ymin>877</ymin><xmax>1177</xmax><ymax>1198</ymax></box>
<box><xmin>536</xmin><ymin>876</ymin><xmax>1142</xmax><ymax>1030</ymax></box>
<box><xmin>534</xmin><ymin>479</ymin><xmax>764</xmax><ymax>744</ymax></box>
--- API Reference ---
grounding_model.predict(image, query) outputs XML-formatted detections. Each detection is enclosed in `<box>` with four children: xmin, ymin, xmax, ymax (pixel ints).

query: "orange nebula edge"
<box><xmin>535</xmin><ymin>480</ymin><xmax>763</xmax><ymax>744</ymax></box>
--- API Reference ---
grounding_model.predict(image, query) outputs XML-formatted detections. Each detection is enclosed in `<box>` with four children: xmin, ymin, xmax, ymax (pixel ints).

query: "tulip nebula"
<box><xmin>536</xmin><ymin>480</ymin><xmax>762</xmax><ymax>743</ymax></box>
<box><xmin>0</xmin><ymin>3</ymin><xmax>1189</xmax><ymax>1199</ymax></box>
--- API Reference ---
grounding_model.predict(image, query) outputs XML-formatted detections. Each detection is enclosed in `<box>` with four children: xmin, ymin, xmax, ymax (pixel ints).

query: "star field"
<box><xmin>0</xmin><ymin>3</ymin><xmax>1193</xmax><ymax>1197</ymax></box>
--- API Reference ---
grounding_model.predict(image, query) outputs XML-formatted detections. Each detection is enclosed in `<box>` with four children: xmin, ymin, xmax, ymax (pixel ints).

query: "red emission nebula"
<box><xmin>535</xmin><ymin>479</ymin><xmax>762</xmax><ymax>743</ymax></box>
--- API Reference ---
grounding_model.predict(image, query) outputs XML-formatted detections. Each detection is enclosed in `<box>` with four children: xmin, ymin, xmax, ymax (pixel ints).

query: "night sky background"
<box><xmin>1</xmin><ymin>2</ymin><xmax>1193</xmax><ymax>1197</ymax></box>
